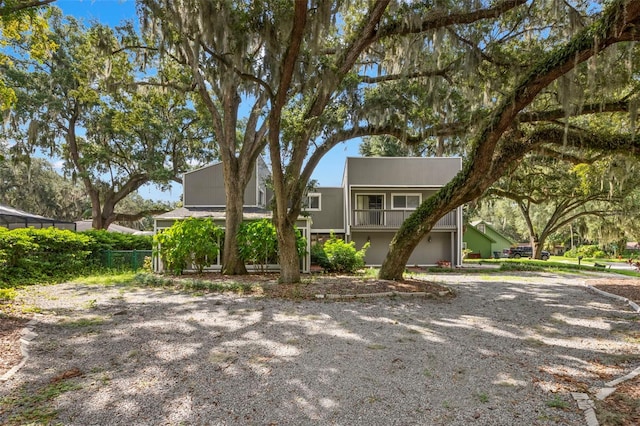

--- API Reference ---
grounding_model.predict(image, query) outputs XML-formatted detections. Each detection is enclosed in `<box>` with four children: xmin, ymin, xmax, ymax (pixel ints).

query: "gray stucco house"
<box><xmin>154</xmin><ymin>156</ymin><xmax>463</xmax><ymax>272</ymax></box>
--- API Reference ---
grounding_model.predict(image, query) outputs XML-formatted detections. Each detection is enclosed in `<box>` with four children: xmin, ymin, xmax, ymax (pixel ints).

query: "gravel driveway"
<box><xmin>2</xmin><ymin>272</ymin><xmax>639</xmax><ymax>425</ymax></box>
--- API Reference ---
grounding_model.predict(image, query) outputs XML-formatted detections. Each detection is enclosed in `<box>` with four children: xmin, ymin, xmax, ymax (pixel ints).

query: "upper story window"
<box><xmin>392</xmin><ymin>194</ymin><xmax>421</xmax><ymax>209</ymax></box>
<box><xmin>304</xmin><ymin>193</ymin><xmax>321</xmax><ymax>211</ymax></box>
<box><xmin>258</xmin><ymin>189</ymin><xmax>266</xmax><ymax>207</ymax></box>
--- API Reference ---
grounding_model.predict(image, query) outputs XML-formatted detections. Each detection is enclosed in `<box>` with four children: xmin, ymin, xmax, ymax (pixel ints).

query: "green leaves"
<box><xmin>154</xmin><ymin>218</ymin><xmax>223</xmax><ymax>274</ymax></box>
<box><xmin>314</xmin><ymin>233</ymin><xmax>369</xmax><ymax>273</ymax></box>
<box><xmin>237</xmin><ymin>219</ymin><xmax>278</xmax><ymax>271</ymax></box>
<box><xmin>237</xmin><ymin>219</ymin><xmax>307</xmax><ymax>272</ymax></box>
<box><xmin>0</xmin><ymin>227</ymin><xmax>93</xmax><ymax>286</ymax></box>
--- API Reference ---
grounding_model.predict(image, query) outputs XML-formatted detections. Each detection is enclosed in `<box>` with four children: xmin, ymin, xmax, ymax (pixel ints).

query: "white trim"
<box><xmin>304</xmin><ymin>193</ymin><xmax>322</xmax><ymax>211</ymax></box>
<box><xmin>391</xmin><ymin>193</ymin><xmax>422</xmax><ymax>210</ymax></box>
<box><xmin>310</xmin><ymin>229</ymin><xmax>346</xmax><ymax>233</ymax></box>
<box><xmin>256</xmin><ymin>169</ymin><xmax>260</xmax><ymax>206</ymax></box>
<box><xmin>354</xmin><ymin>193</ymin><xmax>386</xmax><ymax>226</ymax></box>
<box><xmin>349</xmin><ymin>184</ymin><xmax>444</xmax><ymax>189</ymax></box>
<box><xmin>183</xmin><ymin>204</ymin><xmax>226</xmax><ymax>208</ymax></box>
<box><xmin>182</xmin><ymin>204</ymin><xmax>264</xmax><ymax>208</ymax></box>
<box><xmin>183</xmin><ymin>161</ymin><xmax>222</xmax><ymax>175</ymax></box>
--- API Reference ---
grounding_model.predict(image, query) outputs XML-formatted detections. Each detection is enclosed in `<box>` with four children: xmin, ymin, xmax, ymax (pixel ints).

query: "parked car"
<box><xmin>507</xmin><ymin>246</ymin><xmax>550</xmax><ymax>261</ymax></box>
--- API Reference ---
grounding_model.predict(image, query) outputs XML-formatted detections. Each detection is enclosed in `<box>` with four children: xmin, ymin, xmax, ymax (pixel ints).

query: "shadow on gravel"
<box><xmin>2</xmin><ymin>274</ymin><xmax>638</xmax><ymax>425</ymax></box>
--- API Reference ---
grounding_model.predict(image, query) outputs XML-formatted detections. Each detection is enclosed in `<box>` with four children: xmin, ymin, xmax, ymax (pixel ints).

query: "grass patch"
<box><xmin>20</xmin><ymin>304</ymin><xmax>42</xmax><ymax>314</ymax></box>
<box><xmin>476</xmin><ymin>392</ymin><xmax>489</xmax><ymax>403</ymax></box>
<box><xmin>0</xmin><ymin>287</ymin><xmax>18</xmax><ymax>300</ymax></box>
<box><xmin>61</xmin><ymin>316</ymin><xmax>105</xmax><ymax>328</ymax></box>
<box><xmin>131</xmin><ymin>273</ymin><xmax>255</xmax><ymax>294</ymax></box>
<box><xmin>366</xmin><ymin>344</ymin><xmax>387</xmax><ymax>350</ymax></box>
<box><xmin>1</xmin><ymin>378</ymin><xmax>82</xmax><ymax>425</ymax></box>
<box><xmin>524</xmin><ymin>337</ymin><xmax>547</xmax><ymax>347</ymax></box>
<box><xmin>499</xmin><ymin>262</ymin><xmax>545</xmax><ymax>272</ymax></box>
<box><xmin>545</xmin><ymin>395</ymin><xmax>570</xmax><ymax>409</ymax></box>
<box><xmin>69</xmin><ymin>271</ymin><xmax>138</xmax><ymax>286</ymax></box>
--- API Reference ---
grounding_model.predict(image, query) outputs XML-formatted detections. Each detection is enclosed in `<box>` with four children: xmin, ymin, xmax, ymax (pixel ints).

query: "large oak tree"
<box><xmin>4</xmin><ymin>11</ymin><xmax>214</xmax><ymax>229</ymax></box>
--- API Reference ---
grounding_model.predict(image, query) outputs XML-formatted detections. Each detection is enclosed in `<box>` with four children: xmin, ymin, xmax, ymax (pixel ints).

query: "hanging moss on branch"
<box><xmin>379</xmin><ymin>0</ymin><xmax>640</xmax><ymax>280</ymax></box>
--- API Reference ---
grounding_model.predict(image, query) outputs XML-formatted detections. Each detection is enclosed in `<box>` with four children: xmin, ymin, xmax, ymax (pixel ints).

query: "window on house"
<box><xmin>304</xmin><ymin>193</ymin><xmax>321</xmax><ymax>210</ymax></box>
<box><xmin>355</xmin><ymin>194</ymin><xmax>384</xmax><ymax>225</ymax></box>
<box><xmin>258</xmin><ymin>189</ymin><xmax>265</xmax><ymax>207</ymax></box>
<box><xmin>392</xmin><ymin>194</ymin><xmax>421</xmax><ymax>209</ymax></box>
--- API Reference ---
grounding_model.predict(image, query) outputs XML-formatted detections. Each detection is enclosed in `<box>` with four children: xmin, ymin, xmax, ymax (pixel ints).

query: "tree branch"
<box><xmin>376</xmin><ymin>0</ymin><xmax>527</xmax><ymax>40</ymax></box>
<box><xmin>0</xmin><ymin>0</ymin><xmax>55</xmax><ymax>16</ymax></box>
<box><xmin>112</xmin><ymin>208</ymin><xmax>168</xmax><ymax>223</ymax></box>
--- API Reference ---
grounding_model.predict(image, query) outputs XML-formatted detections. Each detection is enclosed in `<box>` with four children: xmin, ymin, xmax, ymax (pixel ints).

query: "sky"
<box><xmin>53</xmin><ymin>0</ymin><xmax>362</xmax><ymax>202</ymax></box>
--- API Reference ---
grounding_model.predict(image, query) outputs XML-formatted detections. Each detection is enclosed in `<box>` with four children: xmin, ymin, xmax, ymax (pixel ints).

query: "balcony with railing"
<box><xmin>351</xmin><ymin>209</ymin><xmax>457</xmax><ymax>229</ymax></box>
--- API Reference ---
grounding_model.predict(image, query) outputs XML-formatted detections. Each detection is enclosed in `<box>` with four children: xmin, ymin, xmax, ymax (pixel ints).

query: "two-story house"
<box><xmin>154</xmin><ymin>156</ymin><xmax>463</xmax><ymax>272</ymax></box>
<box><xmin>306</xmin><ymin>157</ymin><xmax>463</xmax><ymax>267</ymax></box>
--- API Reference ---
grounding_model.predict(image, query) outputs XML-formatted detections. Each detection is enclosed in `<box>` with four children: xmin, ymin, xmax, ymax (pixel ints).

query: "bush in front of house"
<box><xmin>238</xmin><ymin>219</ymin><xmax>278</xmax><ymax>272</ymax></box>
<box><xmin>238</xmin><ymin>219</ymin><xmax>308</xmax><ymax>272</ymax></box>
<box><xmin>314</xmin><ymin>233</ymin><xmax>369</xmax><ymax>273</ymax></box>
<box><xmin>154</xmin><ymin>218</ymin><xmax>223</xmax><ymax>274</ymax></box>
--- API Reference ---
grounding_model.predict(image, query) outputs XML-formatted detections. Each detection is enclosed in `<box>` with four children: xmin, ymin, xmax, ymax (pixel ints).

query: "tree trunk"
<box><xmin>221</xmin><ymin>176</ymin><xmax>248</xmax><ymax>275</ymax></box>
<box><xmin>276</xmin><ymin>223</ymin><xmax>300</xmax><ymax>284</ymax></box>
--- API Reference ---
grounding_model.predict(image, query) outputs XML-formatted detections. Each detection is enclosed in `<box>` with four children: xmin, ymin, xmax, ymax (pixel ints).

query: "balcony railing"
<box><xmin>352</xmin><ymin>209</ymin><xmax>457</xmax><ymax>229</ymax></box>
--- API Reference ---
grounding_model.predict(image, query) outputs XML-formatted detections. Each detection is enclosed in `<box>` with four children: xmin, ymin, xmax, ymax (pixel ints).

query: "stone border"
<box><xmin>573</xmin><ymin>282</ymin><xmax>640</xmax><ymax>426</ymax></box>
<box><xmin>0</xmin><ymin>318</ymin><xmax>38</xmax><ymax>382</ymax></box>
<box><xmin>314</xmin><ymin>289</ymin><xmax>452</xmax><ymax>300</ymax></box>
<box><xmin>571</xmin><ymin>392</ymin><xmax>598</xmax><ymax>426</ymax></box>
<box><xmin>571</xmin><ymin>365</ymin><xmax>640</xmax><ymax>426</ymax></box>
<box><xmin>585</xmin><ymin>283</ymin><xmax>640</xmax><ymax>314</ymax></box>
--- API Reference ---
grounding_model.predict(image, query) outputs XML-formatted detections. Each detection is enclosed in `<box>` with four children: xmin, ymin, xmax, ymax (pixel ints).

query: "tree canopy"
<box><xmin>485</xmin><ymin>152</ymin><xmax>640</xmax><ymax>258</ymax></box>
<box><xmin>0</xmin><ymin>0</ymin><xmax>56</xmax><ymax>110</ymax></box>
<box><xmin>3</xmin><ymin>10</ymin><xmax>215</xmax><ymax>229</ymax></box>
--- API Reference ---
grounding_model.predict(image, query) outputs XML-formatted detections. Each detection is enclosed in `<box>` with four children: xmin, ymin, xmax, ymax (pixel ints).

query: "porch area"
<box><xmin>352</xmin><ymin>209</ymin><xmax>457</xmax><ymax>229</ymax></box>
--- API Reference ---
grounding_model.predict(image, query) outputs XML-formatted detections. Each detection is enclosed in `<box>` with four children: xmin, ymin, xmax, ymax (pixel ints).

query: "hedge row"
<box><xmin>0</xmin><ymin>227</ymin><xmax>152</xmax><ymax>287</ymax></box>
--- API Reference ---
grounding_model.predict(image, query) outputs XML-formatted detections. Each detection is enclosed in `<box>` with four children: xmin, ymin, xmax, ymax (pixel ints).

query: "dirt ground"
<box><xmin>1</xmin><ymin>273</ymin><xmax>638</xmax><ymax>424</ymax></box>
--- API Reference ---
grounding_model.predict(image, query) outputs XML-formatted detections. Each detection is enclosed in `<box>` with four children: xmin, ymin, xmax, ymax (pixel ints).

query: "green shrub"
<box><xmin>81</xmin><ymin>230</ymin><xmax>152</xmax><ymax>266</ymax></box>
<box><xmin>311</xmin><ymin>242</ymin><xmax>328</xmax><ymax>266</ymax></box>
<box><xmin>238</xmin><ymin>219</ymin><xmax>278</xmax><ymax>272</ymax></box>
<box><xmin>154</xmin><ymin>218</ymin><xmax>223</xmax><ymax>274</ymax></box>
<box><xmin>499</xmin><ymin>262</ymin><xmax>545</xmax><ymax>272</ymax></box>
<box><xmin>238</xmin><ymin>219</ymin><xmax>307</xmax><ymax>271</ymax></box>
<box><xmin>81</xmin><ymin>229</ymin><xmax>152</xmax><ymax>251</ymax></box>
<box><xmin>0</xmin><ymin>227</ymin><xmax>93</xmax><ymax>286</ymax></box>
<box><xmin>564</xmin><ymin>244</ymin><xmax>607</xmax><ymax>259</ymax></box>
<box><xmin>315</xmin><ymin>233</ymin><xmax>369</xmax><ymax>273</ymax></box>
